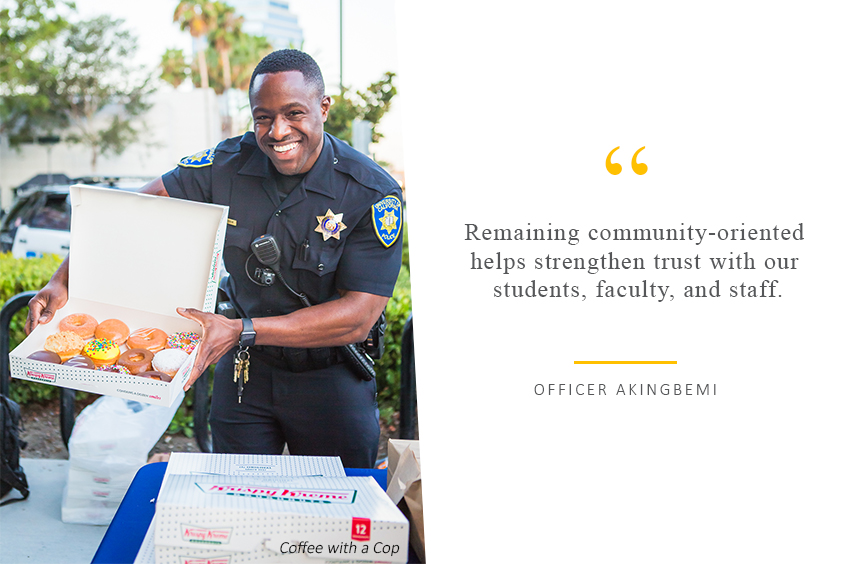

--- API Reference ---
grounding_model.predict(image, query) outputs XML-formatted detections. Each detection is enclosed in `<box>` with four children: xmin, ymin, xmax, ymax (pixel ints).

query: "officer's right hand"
<box><xmin>25</xmin><ymin>280</ymin><xmax>69</xmax><ymax>335</ymax></box>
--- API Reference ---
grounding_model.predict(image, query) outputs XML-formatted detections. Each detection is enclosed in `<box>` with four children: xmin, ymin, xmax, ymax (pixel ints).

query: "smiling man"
<box><xmin>26</xmin><ymin>50</ymin><xmax>404</xmax><ymax>468</ymax></box>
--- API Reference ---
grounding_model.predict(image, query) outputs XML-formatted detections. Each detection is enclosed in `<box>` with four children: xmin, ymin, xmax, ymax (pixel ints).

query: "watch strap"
<box><xmin>239</xmin><ymin>318</ymin><xmax>256</xmax><ymax>347</ymax></box>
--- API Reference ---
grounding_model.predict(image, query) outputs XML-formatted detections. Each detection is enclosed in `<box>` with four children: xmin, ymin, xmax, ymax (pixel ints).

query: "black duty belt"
<box><xmin>250</xmin><ymin>345</ymin><xmax>346</xmax><ymax>373</ymax></box>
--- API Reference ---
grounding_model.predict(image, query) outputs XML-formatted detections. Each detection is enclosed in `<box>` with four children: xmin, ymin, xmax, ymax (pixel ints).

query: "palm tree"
<box><xmin>208</xmin><ymin>2</ymin><xmax>243</xmax><ymax>92</ymax></box>
<box><xmin>173</xmin><ymin>1</ymin><xmax>217</xmax><ymax>89</ymax></box>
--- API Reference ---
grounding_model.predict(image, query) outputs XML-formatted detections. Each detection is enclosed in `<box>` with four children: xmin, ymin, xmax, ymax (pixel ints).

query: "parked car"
<box><xmin>0</xmin><ymin>178</ymin><xmax>151</xmax><ymax>259</ymax></box>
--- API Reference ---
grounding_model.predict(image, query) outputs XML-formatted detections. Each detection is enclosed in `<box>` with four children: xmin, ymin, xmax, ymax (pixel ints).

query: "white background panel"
<box><xmin>396</xmin><ymin>1</ymin><xmax>846</xmax><ymax>562</ymax></box>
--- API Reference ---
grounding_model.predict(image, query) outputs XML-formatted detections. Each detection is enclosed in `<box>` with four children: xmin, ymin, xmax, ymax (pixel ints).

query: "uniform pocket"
<box><xmin>290</xmin><ymin>238</ymin><xmax>343</xmax><ymax>278</ymax></box>
<box><xmin>224</xmin><ymin>225</ymin><xmax>253</xmax><ymax>251</ymax></box>
<box><xmin>289</xmin><ymin>238</ymin><xmax>344</xmax><ymax>302</ymax></box>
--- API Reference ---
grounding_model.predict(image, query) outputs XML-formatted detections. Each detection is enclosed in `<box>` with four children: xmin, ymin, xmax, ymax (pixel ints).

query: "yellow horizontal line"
<box><xmin>574</xmin><ymin>361</ymin><xmax>677</xmax><ymax>365</ymax></box>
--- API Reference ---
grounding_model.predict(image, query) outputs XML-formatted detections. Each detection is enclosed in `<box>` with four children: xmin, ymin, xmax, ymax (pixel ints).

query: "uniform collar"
<box><xmin>237</xmin><ymin>132</ymin><xmax>337</xmax><ymax>200</ymax></box>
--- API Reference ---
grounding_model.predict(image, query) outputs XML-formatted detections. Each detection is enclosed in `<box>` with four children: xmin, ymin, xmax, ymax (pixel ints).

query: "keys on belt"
<box><xmin>234</xmin><ymin>346</ymin><xmax>250</xmax><ymax>403</ymax></box>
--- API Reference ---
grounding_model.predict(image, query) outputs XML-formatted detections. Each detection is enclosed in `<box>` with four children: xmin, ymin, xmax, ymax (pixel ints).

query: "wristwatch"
<box><xmin>239</xmin><ymin>318</ymin><xmax>256</xmax><ymax>347</ymax></box>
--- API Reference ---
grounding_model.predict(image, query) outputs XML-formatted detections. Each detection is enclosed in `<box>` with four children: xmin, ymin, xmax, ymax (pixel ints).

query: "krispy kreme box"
<box><xmin>154</xmin><ymin>474</ymin><xmax>408</xmax><ymax>564</ymax></box>
<box><xmin>9</xmin><ymin>185</ymin><xmax>227</xmax><ymax>407</ymax></box>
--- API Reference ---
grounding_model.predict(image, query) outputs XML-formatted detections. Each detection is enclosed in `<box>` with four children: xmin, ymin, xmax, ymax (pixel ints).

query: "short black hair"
<box><xmin>249</xmin><ymin>49</ymin><xmax>325</xmax><ymax>99</ymax></box>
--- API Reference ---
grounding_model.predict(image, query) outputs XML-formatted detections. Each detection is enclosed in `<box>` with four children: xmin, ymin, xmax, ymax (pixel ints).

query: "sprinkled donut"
<box><xmin>166</xmin><ymin>331</ymin><xmax>200</xmax><ymax>354</ymax></box>
<box><xmin>82</xmin><ymin>338</ymin><xmax>120</xmax><ymax>367</ymax></box>
<box><xmin>117</xmin><ymin>348</ymin><xmax>154</xmax><ymax>375</ymax></box>
<box><xmin>58</xmin><ymin>313</ymin><xmax>98</xmax><ymax>339</ymax></box>
<box><xmin>95</xmin><ymin>319</ymin><xmax>130</xmax><ymax>346</ymax></box>
<box><xmin>127</xmin><ymin>328</ymin><xmax>168</xmax><ymax>353</ymax></box>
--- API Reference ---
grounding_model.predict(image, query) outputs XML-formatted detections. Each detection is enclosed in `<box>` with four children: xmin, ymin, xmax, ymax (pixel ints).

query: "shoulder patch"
<box><xmin>372</xmin><ymin>196</ymin><xmax>403</xmax><ymax>248</ymax></box>
<box><xmin>178</xmin><ymin>148</ymin><xmax>215</xmax><ymax>168</ymax></box>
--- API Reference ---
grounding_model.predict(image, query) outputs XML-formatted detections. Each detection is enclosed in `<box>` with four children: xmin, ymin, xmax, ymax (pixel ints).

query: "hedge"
<box><xmin>1</xmin><ymin>236</ymin><xmax>413</xmax><ymax>429</ymax></box>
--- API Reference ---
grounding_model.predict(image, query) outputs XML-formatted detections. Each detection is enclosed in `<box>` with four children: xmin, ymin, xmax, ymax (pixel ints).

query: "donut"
<box><xmin>64</xmin><ymin>355</ymin><xmax>96</xmax><ymax>370</ymax></box>
<box><xmin>27</xmin><ymin>350</ymin><xmax>62</xmax><ymax>364</ymax></box>
<box><xmin>96</xmin><ymin>364</ymin><xmax>132</xmax><ymax>375</ymax></box>
<box><xmin>127</xmin><ymin>328</ymin><xmax>168</xmax><ymax>353</ymax></box>
<box><xmin>117</xmin><ymin>349</ymin><xmax>154</xmax><ymax>375</ymax></box>
<box><xmin>82</xmin><ymin>338</ymin><xmax>120</xmax><ymax>367</ymax></box>
<box><xmin>44</xmin><ymin>331</ymin><xmax>84</xmax><ymax>362</ymax></box>
<box><xmin>58</xmin><ymin>313</ymin><xmax>98</xmax><ymax>339</ymax></box>
<box><xmin>166</xmin><ymin>331</ymin><xmax>200</xmax><ymax>354</ymax></box>
<box><xmin>152</xmin><ymin>349</ymin><xmax>189</xmax><ymax>377</ymax></box>
<box><xmin>136</xmin><ymin>370</ymin><xmax>173</xmax><ymax>383</ymax></box>
<box><xmin>94</xmin><ymin>319</ymin><xmax>130</xmax><ymax>346</ymax></box>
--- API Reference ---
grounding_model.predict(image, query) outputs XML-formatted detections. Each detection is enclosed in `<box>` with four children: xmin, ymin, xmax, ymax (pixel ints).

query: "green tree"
<box><xmin>192</xmin><ymin>32</ymin><xmax>273</xmax><ymax>93</ymax></box>
<box><xmin>173</xmin><ymin>0</ymin><xmax>217</xmax><ymax>89</ymax></box>
<box><xmin>45</xmin><ymin>15</ymin><xmax>154</xmax><ymax>172</ymax></box>
<box><xmin>325</xmin><ymin>72</ymin><xmax>397</xmax><ymax>145</ymax></box>
<box><xmin>207</xmin><ymin>1</ymin><xmax>243</xmax><ymax>91</ymax></box>
<box><xmin>0</xmin><ymin>0</ymin><xmax>72</xmax><ymax>146</ymax></box>
<box><xmin>160</xmin><ymin>48</ymin><xmax>190</xmax><ymax>88</ymax></box>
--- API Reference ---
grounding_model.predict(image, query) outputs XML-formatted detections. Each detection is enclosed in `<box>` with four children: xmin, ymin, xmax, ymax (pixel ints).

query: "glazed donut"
<box><xmin>82</xmin><ymin>338</ymin><xmax>120</xmax><ymax>367</ymax></box>
<box><xmin>44</xmin><ymin>331</ymin><xmax>84</xmax><ymax>362</ymax></box>
<box><xmin>58</xmin><ymin>313</ymin><xmax>98</xmax><ymax>339</ymax></box>
<box><xmin>96</xmin><ymin>364</ymin><xmax>132</xmax><ymax>375</ymax></box>
<box><xmin>166</xmin><ymin>331</ymin><xmax>200</xmax><ymax>354</ymax></box>
<box><xmin>117</xmin><ymin>348</ymin><xmax>154</xmax><ymax>375</ymax></box>
<box><xmin>27</xmin><ymin>350</ymin><xmax>62</xmax><ymax>364</ymax></box>
<box><xmin>64</xmin><ymin>355</ymin><xmax>95</xmax><ymax>369</ymax></box>
<box><xmin>136</xmin><ymin>370</ymin><xmax>173</xmax><ymax>383</ymax></box>
<box><xmin>152</xmin><ymin>348</ymin><xmax>189</xmax><ymax>377</ymax></box>
<box><xmin>127</xmin><ymin>328</ymin><xmax>168</xmax><ymax>353</ymax></box>
<box><xmin>94</xmin><ymin>319</ymin><xmax>130</xmax><ymax>346</ymax></box>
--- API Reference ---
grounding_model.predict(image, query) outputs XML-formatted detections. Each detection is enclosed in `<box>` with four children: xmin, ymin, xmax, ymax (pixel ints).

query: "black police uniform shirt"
<box><xmin>161</xmin><ymin>132</ymin><xmax>404</xmax><ymax>321</ymax></box>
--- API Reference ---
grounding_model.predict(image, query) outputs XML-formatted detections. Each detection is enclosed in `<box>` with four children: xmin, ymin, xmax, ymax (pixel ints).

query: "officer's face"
<box><xmin>250</xmin><ymin>71</ymin><xmax>331</xmax><ymax>175</ymax></box>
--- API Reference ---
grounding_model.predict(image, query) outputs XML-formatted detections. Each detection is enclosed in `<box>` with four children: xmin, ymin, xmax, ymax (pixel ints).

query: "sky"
<box><xmin>70</xmin><ymin>0</ymin><xmax>404</xmax><ymax>169</ymax></box>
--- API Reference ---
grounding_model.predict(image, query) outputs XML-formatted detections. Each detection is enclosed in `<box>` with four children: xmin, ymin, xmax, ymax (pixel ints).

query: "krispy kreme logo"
<box><xmin>26</xmin><ymin>370</ymin><xmax>56</xmax><ymax>383</ymax></box>
<box><xmin>181</xmin><ymin>524</ymin><xmax>232</xmax><ymax>544</ymax></box>
<box><xmin>181</xmin><ymin>557</ymin><xmax>231</xmax><ymax>564</ymax></box>
<box><xmin>196</xmin><ymin>483</ymin><xmax>356</xmax><ymax>504</ymax></box>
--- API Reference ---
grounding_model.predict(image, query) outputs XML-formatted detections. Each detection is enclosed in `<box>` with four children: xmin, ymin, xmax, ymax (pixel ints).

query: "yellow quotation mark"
<box><xmin>606</xmin><ymin>146</ymin><xmax>647</xmax><ymax>175</ymax></box>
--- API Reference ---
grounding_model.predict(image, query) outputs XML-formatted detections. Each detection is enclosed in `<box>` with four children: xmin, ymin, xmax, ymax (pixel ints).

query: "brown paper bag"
<box><xmin>387</xmin><ymin>439</ymin><xmax>424</xmax><ymax>561</ymax></box>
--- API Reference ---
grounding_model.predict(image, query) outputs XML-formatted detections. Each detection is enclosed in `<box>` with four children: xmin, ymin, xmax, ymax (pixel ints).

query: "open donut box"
<box><xmin>9</xmin><ymin>185</ymin><xmax>229</xmax><ymax>407</ymax></box>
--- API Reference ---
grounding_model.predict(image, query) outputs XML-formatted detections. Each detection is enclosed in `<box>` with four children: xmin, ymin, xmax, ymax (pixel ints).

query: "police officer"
<box><xmin>25</xmin><ymin>50</ymin><xmax>403</xmax><ymax>468</ymax></box>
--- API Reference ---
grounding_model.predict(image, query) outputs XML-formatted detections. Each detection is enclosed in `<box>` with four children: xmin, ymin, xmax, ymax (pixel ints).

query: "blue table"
<box><xmin>92</xmin><ymin>462</ymin><xmax>388</xmax><ymax>564</ymax></box>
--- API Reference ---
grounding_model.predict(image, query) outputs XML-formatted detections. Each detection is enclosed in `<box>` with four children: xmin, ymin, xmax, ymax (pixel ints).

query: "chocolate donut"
<box><xmin>136</xmin><ymin>370</ymin><xmax>173</xmax><ymax>383</ymax></box>
<box><xmin>64</xmin><ymin>355</ymin><xmax>96</xmax><ymax>369</ymax></box>
<box><xmin>27</xmin><ymin>350</ymin><xmax>62</xmax><ymax>364</ymax></box>
<box><xmin>117</xmin><ymin>348</ymin><xmax>154</xmax><ymax>375</ymax></box>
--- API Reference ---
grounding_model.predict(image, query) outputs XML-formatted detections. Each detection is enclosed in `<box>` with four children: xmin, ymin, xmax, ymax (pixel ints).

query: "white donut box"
<box><xmin>9</xmin><ymin>185</ymin><xmax>229</xmax><ymax>407</ymax></box>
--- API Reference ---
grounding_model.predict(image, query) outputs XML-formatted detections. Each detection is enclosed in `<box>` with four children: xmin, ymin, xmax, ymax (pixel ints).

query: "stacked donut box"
<box><xmin>9</xmin><ymin>185</ymin><xmax>229</xmax><ymax>407</ymax></box>
<box><xmin>132</xmin><ymin>453</ymin><xmax>410</xmax><ymax>564</ymax></box>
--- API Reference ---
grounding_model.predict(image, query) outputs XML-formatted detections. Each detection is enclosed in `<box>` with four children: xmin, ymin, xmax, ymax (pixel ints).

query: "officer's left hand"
<box><xmin>177</xmin><ymin>307</ymin><xmax>242</xmax><ymax>391</ymax></box>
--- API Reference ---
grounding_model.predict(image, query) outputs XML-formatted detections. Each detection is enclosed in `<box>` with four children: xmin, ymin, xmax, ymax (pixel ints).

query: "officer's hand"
<box><xmin>25</xmin><ymin>280</ymin><xmax>69</xmax><ymax>335</ymax></box>
<box><xmin>177</xmin><ymin>307</ymin><xmax>242</xmax><ymax>391</ymax></box>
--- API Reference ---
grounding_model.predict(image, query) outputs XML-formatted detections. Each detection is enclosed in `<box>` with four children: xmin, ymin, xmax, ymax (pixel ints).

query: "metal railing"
<box><xmin>0</xmin><ymin>291</ymin><xmax>76</xmax><ymax>447</ymax></box>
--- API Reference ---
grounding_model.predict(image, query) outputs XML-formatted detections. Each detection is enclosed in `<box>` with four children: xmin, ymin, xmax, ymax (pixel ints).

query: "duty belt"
<box><xmin>250</xmin><ymin>345</ymin><xmax>346</xmax><ymax>373</ymax></box>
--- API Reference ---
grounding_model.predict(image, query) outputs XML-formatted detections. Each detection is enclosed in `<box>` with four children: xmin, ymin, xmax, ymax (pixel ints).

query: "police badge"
<box><xmin>372</xmin><ymin>195</ymin><xmax>402</xmax><ymax>248</ymax></box>
<box><xmin>178</xmin><ymin>148</ymin><xmax>215</xmax><ymax>168</ymax></box>
<box><xmin>315</xmin><ymin>209</ymin><xmax>347</xmax><ymax>241</ymax></box>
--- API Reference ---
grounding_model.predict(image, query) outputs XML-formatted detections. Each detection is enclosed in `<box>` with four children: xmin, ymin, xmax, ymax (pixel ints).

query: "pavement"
<box><xmin>0</xmin><ymin>459</ymin><xmax>108</xmax><ymax>564</ymax></box>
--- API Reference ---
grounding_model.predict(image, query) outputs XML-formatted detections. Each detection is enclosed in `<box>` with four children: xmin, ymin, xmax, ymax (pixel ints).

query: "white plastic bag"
<box><xmin>62</xmin><ymin>391</ymin><xmax>184</xmax><ymax>524</ymax></box>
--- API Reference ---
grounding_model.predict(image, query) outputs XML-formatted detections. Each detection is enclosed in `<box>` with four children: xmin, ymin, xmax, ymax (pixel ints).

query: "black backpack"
<box><xmin>0</xmin><ymin>394</ymin><xmax>29</xmax><ymax>505</ymax></box>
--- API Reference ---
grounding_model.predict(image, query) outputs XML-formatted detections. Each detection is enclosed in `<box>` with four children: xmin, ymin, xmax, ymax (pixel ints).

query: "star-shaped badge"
<box><xmin>379</xmin><ymin>210</ymin><xmax>398</xmax><ymax>234</ymax></box>
<box><xmin>315</xmin><ymin>209</ymin><xmax>347</xmax><ymax>241</ymax></box>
